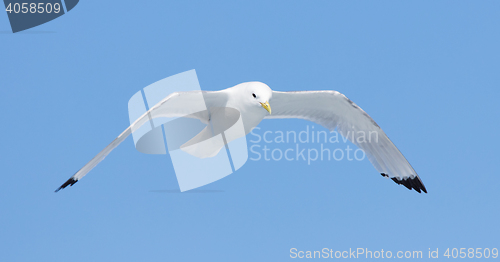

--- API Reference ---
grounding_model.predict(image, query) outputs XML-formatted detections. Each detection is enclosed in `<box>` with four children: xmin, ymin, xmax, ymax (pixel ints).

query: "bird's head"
<box><xmin>243</xmin><ymin>81</ymin><xmax>273</xmax><ymax>114</ymax></box>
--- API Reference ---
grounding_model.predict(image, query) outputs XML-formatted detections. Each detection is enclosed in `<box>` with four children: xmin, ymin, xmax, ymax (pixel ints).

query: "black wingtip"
<box><xmin>55</xmin><ymin>177</ymin><xmax>78</xmax><ymax>192</ymax></box>
<box><xmin>388</xmin><ymin>174</ymin><xmax>427</xmax><ymax>194</ymax></box>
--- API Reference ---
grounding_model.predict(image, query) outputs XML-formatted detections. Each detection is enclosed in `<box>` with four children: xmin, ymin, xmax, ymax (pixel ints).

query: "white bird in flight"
<box><xmin>56</xmin><ymin>82</ymin><xmax>427</xmax><ymax>193</ymax></box>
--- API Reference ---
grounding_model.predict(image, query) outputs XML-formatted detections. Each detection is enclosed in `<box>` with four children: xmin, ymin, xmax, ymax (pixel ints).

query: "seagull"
<box><xmin>56</xmin><ymin>82</ymin><xmax>427</xmax><ymax>193</ymax></box>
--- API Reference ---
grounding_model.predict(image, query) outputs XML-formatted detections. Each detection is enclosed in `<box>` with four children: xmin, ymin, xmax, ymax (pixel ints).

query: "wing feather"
<box><xmin>265</xmin><ymin>91</ymin><xmax>426</xmax><ymax>193</ymax></box>
<box><xmin>55</xmin><ymin>90</ymin><xmax>226</xmax><ymax>192</ymax></box>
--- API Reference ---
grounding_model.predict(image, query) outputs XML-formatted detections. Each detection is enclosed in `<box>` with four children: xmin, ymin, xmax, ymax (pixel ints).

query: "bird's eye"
<box><xmin>252</xmin><ymin>93</ymin><xmax>256</xmax><ymax>98</ymax></box>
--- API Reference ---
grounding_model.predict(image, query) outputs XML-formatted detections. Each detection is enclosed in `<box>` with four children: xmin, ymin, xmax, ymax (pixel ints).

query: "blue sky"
<box><xmin>1</xmin><ymin>1</ymin><xmax>499</xmax><ymax>261</ymax></box>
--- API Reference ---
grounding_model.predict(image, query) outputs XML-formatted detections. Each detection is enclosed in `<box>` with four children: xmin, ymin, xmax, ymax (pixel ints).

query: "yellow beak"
<box><xmin>260</xmin><ymin>101</ymin><xmax>271</xmax><ymax>114</ymax></box>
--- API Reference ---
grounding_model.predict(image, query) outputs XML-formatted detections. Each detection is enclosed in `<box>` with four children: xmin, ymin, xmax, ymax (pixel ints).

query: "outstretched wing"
<box><xmin>265</xmin><ymin>91</ymin><xmax>426</xmax><ymax>193</ymax></box>
<box><xmin>55</xmin><ymin>90</ymin><xmax>227</xmax><ymax>192</ymax></box>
